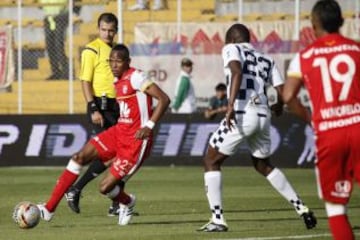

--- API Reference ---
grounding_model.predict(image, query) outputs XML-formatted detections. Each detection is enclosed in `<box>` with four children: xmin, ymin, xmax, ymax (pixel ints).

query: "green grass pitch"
<box><xmin>1</xmin><ymin>166</ymin><xmax>359</xmax><ymax>240</ymax></box>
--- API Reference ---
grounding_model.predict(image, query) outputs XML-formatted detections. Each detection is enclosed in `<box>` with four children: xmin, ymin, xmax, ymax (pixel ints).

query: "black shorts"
<box><xmin>87</xmin><ymin>97</ymin><xmax>119</xmax><ymax>135</ymax></box>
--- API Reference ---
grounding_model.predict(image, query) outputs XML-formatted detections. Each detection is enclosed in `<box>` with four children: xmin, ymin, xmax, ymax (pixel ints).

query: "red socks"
<box><xmin>328</xmin><ymin>215</ymin><xmax>354</xmax><ymax>240</ymax></box>
<box><xmin>45</xmin><ymin>169</ymin><xmax>79</xmax><ymax>212</ymax></box>
<box><xmin>116</xmin><ymin>190</ymin><xmax>131</xmax><ymax>205</ymax></box>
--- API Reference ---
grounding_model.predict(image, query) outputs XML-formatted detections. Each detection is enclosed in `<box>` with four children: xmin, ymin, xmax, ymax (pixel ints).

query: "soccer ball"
<box><xmin>12</xmin><ymin>201</ymin><xmax>41</xmax><ymax>229</ymax></box>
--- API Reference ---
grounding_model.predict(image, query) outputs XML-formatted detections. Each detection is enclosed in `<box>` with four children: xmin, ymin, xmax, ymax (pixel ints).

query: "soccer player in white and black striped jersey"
<box><xmin>198</xmin><ymin>23</ymin><xmax>317</xmax><ymax>232</ymax></box>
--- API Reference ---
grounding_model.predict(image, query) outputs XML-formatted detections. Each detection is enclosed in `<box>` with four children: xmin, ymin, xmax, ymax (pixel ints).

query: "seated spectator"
<box><xmin>204</xmin><ymin>83</ymin><xmax>228</xmax><ymax>119</ymax></box>
<box><xmin>171</xmin><ymin>58</ymin><xmax>197</xmax><ymax>114</ymax></box>
<box><xmin>129</xmin><ymin>0</ymin><xmax>167</xmax><ymax>11</ymax></box>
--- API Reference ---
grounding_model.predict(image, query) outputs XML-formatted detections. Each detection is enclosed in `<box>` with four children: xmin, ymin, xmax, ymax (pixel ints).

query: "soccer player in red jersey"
<box><xmin>283</xmin><ymin>1</ymin><xmax>360</xmax><ymax>239</ymax></box>
<box><xmin>37</xmin><ymin>44</ymin><xmax>170</xmax><ymax>225</ymax></box>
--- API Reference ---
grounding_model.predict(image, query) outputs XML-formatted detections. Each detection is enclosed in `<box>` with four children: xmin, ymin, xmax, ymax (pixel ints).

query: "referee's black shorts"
<box><xmin>87</xmin><ymin>97</ymin><xmax>119</xmax><ymax>135</ymax></box>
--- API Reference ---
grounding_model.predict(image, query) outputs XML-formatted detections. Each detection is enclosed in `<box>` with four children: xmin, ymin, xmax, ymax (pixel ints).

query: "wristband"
<box><xmin>88</xmin><ymin>101</ymin><xmax>99</xmax><ymax>113</ymax></box>
<box><xmin>145</xmin><ymin>120</ymin><xmax>155</xmax><ymax>130</ymax></box>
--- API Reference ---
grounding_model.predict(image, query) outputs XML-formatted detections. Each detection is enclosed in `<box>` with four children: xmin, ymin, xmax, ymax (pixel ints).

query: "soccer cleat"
<box><xmin>301</xmin><ymin>211</ymin><xmax>317</xmax><ymax>229</ymax></box>
<box><xmin>108</xmin><ymin>201</ymin><xmax>120</xmax><ymax>217</ymax></box>
<box><xmin>118</xmin><ymin>194</ymin><xmax>136</xmax><ymax>226</ymax></box>
<box><xmin>37</xmin><ymin>204</ymin><xmax>54</xmax><ymax>222</ymax></box>
<box><xmin>65</xmin><ymin>186</ymin><xmax>81</xmax><ymax>214</ymax></box>
<box><xmin>197</xmin><ymin>221</ymin><xmax>228</xmax><ymax>232</ymax></box>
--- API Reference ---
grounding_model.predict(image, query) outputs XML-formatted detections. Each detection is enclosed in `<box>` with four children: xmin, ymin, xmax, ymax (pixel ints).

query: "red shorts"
<box><xmin>90</xmin><ymin>125</ymin><xmax>152</xmax><ymax>180</ymax></box>
<box><xmin>315</xmin><ymin>124</ymin><xmax>360</xmax><ymax>204</ymax></box>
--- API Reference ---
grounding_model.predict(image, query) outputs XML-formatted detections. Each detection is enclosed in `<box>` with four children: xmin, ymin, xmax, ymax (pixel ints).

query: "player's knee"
<box><xmin>99</xmin><ymin>181</ymin><xmax>111</xmax><ymax>195</ymax></box>
<box><xmin>99</xmin><ymin>177</ymin><xmax>118</xmax><ymax>195</ymax></box>
<box><xmin>252</xmin><ymin>157</ymin><xmax>273</xmax><ymax>176</ymax></box>
<box><xmin>72</xmin><ymin>151</ymin><xmax>88</xmax><ymax>166</ymax></box>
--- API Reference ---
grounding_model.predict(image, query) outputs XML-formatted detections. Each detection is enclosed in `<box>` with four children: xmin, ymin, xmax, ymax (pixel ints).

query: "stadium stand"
<box><xmin>0</xmin><ymin>0</ymin><xmax>357</xmax><ymax>114</ymax></box>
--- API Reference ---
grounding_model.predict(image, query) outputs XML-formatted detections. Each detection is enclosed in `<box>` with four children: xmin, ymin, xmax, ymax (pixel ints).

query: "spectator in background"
<box><xmin>204</xmin><ymin>83</ymin><xmax>228</xmax><ymax>119</ymax></box>
<box><xmin>171</xmin><ymin>57</ymin><xmax>197</xmax><ymax>114</ymax></box>
<box><xmin>129</xmin><ymin>0</ymin><xmax>167</xmax><ymax>11</ymax></box>
<box><xmin>40</xmin><ymin>0</ymin><xmax>69</xmax><ymax>80</ymax></box>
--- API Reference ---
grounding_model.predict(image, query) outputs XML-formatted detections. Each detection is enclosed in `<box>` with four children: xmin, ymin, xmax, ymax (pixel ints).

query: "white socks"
<box><xmin>204</xmin><ymin>171</ymin><xmax>226</xmax><ymax>224</ymax></box>
<box><xmin>266</xmin><ymin>168</ymin><xmax>309</xmax><ymax>215</ymax></box>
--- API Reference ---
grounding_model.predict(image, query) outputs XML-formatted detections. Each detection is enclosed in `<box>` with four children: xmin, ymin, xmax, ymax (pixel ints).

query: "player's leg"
<box><xmin>199</xmin><ymin>119</ymin><xmax>243</xmax><ymax>232</ymax></box>
<box><xmin>99</xmin><ymin>172</ymin><xmax>135</xmax><ymax>226</ymax></box>
<box><xmin>248</xmin><ymin>113</ymin><xmax>316</xmax><ymax>229</ymax></box>
<box><xmin>321</xmin><ymin>126</ymin><xmax>360</xmax><ymax>240</ymax></box>
<box><xmin>66</xmin><ymin>110</ymin><xmax>120</xmax><ymax>214</ymax></box>
<box><xmin>325</xmin><ymin>202</ymin><xmax>354</xmax><ymax>240</ymax></box>
<box><xmin>251</xmin><ymin>155</ymin><xmax>317</xmax><ymax>229</ymax></box>
<box><xmin>101</xmin><ymin>138</ymin><xmax>151</xmax><ymax>225</ymax></box>
<box><xmin>65</xmin><ymin>159</ymin><xmax>110</xmax><ymax>214</ymax></box>
<box><xmin>38</xmin><ymin>142</ymin><xmax>99</xmax><ymax>221</ymax></box>
<box><xmin>198</xmin><ymin>146</ymin><xmax>228</xmax><ymax>232</ymax></box>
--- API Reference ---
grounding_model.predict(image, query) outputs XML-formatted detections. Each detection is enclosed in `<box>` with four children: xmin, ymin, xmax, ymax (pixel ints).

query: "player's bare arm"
<box><xmin>226</xmin><ymin>60</ymin><xmax>242</xmax><ymax>129</ymax></box>
<box><xmin>283</xmin><ymin>77</ymin><xmax>311</xmax><ymax>123</ymax></box>
<box><xmin>271</xmin><ymin>85</ymin><xmax>284</xmax><ymax>116</ymax></box>
<box><xmin>135</xmin><ymin>83</ymin><xmax>170</xmax><ymax>140</ymax></box>
<box><xmin>81</xmin><ymin>80</ymin><xmax>104</xmax><ymax>127</ymax></box>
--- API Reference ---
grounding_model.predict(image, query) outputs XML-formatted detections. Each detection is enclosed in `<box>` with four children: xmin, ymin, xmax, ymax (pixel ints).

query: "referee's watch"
<box><xmin>88</xmin><ymin>101</ymin><xmax>99</xmax><ymax>113</ymax></box>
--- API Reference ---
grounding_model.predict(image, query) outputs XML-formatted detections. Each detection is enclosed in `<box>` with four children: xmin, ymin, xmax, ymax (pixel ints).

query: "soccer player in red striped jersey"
<box><xmin>283</xmin><ymin>1</ymin><xmax>360</xmax><ymax>239</ymax></box>
<box><xmin>37</xmin><ymin>44</ymin><xmax>170</xmax><ymax>225</ymax></box>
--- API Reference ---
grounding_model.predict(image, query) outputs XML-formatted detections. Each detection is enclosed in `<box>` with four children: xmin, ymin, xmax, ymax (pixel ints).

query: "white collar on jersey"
<box><xmin>238</xmin><ymin>42</ymin><xmax>254</xmax><ymax>50</ymax></box>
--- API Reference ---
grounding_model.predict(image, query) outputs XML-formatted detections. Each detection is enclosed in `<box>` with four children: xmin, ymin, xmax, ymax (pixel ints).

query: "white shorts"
<box><xmin>209</xmin><ymin>105</ymin><xmax>271</xmax><ymax>158</ymax></box>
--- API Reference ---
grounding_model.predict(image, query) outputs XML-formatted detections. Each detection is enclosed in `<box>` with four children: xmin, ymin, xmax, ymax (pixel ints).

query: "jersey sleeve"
<box><xmin>287</xmin><ymin>53</ymin><xmax>302</xmax><ymax>78</ymax></box>
<box><xmin>172</xmin><ymin>76</ymin><xmax>190</xmax><ymax>110</ymax></box>
<box><xmin>222</xmin><ymin>44</ymin><xmax>242</xmax><ymax>68</ymax></box>
<box><xmin>130</xmin><ymin>70</ymin><xmax>154</xmax><ymax>92</ymax></box>
<box><xmin>270</xmin><ymin>64</ymin><xmax>284</xmax><ymax>87</ymax></box>
<box><xmin>79</xmin><ymin>48</ymin><xmax>97</xmax><ymax>82</ymax></box>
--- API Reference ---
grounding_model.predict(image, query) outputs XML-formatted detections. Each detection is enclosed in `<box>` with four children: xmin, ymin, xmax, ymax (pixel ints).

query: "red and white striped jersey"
<box><xmin>287</xmin><ymin>33</ymin><xmax>360</xmax><ymax>133</ymax></box>
<box><xmin>114</xmin><ymin>67</ymin><xmax>153</xmax><ymax>136</ymax></box>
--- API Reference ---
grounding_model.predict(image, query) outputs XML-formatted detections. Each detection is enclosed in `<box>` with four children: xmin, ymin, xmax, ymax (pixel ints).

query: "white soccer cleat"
<box><xmin>37</xmin><ymin>204</ymin><xmax>54</xmax><ymax>222</ymax></box>
<box><xmin>118</xmin><ymin>194</ymin><xmax>136</xmax><ymax>226</ymax></box>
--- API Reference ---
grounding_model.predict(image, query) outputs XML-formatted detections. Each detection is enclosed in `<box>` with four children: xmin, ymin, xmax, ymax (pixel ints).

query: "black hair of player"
<box><xmin>312</xmin><ymin>0</ymin><xmax>343</xmax><ymax>33</ymax></box>
<box><xmin>111</xmin><ymin>44</ymin><xmax>130</xmax><ymax>62</ymax></box>
<box><xmin>225</xmin><ymin>23</ymin><xmax>250</xmax><ymax>44</ymax></box>
<box><xmin>215</xmin><ymin>83</ymin><xmax>226</xmax><ymax>91</ymax></box>
<box><xmin>97</xmin><ymin>12</ymin><xmax>118</xmax><ymax>32</ymax></box>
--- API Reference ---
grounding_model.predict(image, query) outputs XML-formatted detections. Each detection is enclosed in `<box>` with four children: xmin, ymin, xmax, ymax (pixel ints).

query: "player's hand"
<box><xmin>135</xmin><ymin>127</ymin><xmax>151</xmax><ymax>140</ymax></box>
<box><xmin>225</xmin><ymin>105</ymin><xmax>236</xmax><ymax>130</ymax></box>
<box><xmin>91</xmin><ymin>111</ymin><xmax>104</xmax><ymax>127</ymax></box>
<box><xmin>270</xmin><ymin>102</ymin><xmax>284</xmax><ymax>117</ymax></box>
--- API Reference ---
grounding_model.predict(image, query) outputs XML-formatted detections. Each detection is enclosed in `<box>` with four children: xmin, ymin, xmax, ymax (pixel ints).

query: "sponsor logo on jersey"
<box><xmin>122</xmin><ymin>85</ymin><xmax>128</xmax><ymax>94</ymax></box>
<box><xmin>119</xmin><ymin>101</ymin><xmax>133</xmax><ymax>123</ymax></box>
<box><xmin>331</xmin><ymin>180</ymin><xmax>351</xmax><ymax>198</ymax></box>
<box><xmin>302</xmin><ymin>44</ymin><xmax>360</xmax><ymax>59</ymax></box>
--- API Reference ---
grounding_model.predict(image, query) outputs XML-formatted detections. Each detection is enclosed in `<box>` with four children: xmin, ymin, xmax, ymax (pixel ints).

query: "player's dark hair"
<box><xmin>215</xmin><ymin>83</ymin><xmax>226</xmax><ymax>91</ymax></box>
<box><xmin>111</xmin><ymin>44</ymin><xmax>130</xmax><ymax>61</ymax></box>
<box><xmin>312</xmin><ymin>0</ymin><xmax>343</xmax><ymax>33</ymax></box>
<box><xmin>97</xmin><ymin>12</ymin><xmax>118</xmax><ymax>31</ymax></box>
<box><xmin>225</xmin><ymin>23</ymin><xmax>250</xmax><ymax>44</ymax></box>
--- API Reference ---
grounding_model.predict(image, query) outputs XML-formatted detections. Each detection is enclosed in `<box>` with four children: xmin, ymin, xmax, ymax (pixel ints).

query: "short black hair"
<box><xmin>111</xmin><ymin>44</ymin><xmax>130</xmax><ymax>61</ymax></box>
<box><xmin>312</xmin><ymin>0</ymin><xmax>343</xmax><ymax>33</ymax></box>
<box><xmin>215</xmin><ymin>83</ymin><xmax>226</xmax><ymax>91</ymax></box>
<box><xmin>97</xmin><ymin>12</ymin><xmax>118</xmax><ymax>31</ymax></box>
<box><xmin>225</xmin><ymin>23</ymin><xmax>250</xmax><ymax>44</ymax></box>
